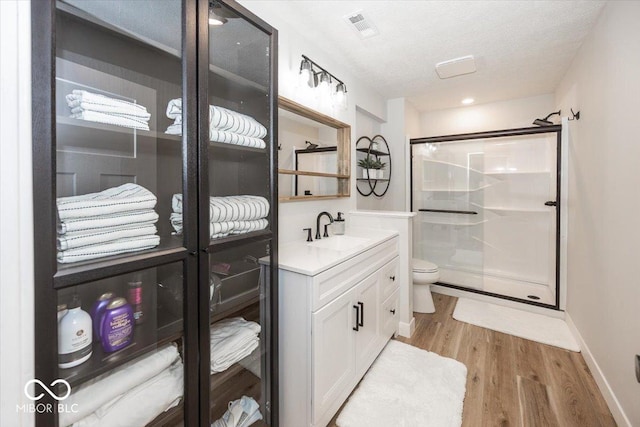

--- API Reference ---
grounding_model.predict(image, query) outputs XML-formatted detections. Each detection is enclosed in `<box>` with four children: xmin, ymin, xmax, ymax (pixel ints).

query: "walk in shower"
<box><xmin>410</xmin><ymin>126</ymin><xmax>561</xmax><ymax>308</ymax></box>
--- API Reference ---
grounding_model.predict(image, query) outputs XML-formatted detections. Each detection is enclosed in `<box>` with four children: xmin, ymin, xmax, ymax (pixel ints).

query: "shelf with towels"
<box><xmin>57</xmin><ymin>116</ymin><xmax>182</xmax><ymax>141</ymax></box>
<box><xmin>54</xmin><ymin>235</ymin><xmax>186</xmax><ymax>289</ymax></box>
<box><xmin>60</xmin><ymin>315</ymin><xmax>183</xmax><ymax>388</ymax></box>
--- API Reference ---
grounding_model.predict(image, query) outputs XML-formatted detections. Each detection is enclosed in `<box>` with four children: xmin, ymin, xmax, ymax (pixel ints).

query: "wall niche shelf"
<box><xmin>356</xmin><ymin>134</ymin><xmax>392</xmax><ymax>197</ymax></box>
<box><xmin>277</xmin><ymin>96</ymin><xmax>351</xmax><ymax>202</ymax></box>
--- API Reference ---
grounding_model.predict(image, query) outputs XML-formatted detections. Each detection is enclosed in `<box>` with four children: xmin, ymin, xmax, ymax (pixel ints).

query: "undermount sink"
<box><xmin>307</xmin><ymin>235</ymin><xmax>371</xmax><ymax>251</ymax></box>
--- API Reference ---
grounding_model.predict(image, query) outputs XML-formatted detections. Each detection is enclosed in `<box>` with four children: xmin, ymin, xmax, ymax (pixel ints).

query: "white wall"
<box><xmin>555</xmin><ymin>2</ymin><xmax>640</xmax><ymax>425</ymax></box>
<box><xmin>357</xmin><ymin>98</ymin><xmax>421</xmax><ymax>213</ymax></box>
<box><xmin>419</xmin><ymin>94</ymin><xmax>555</xmax><ymax>137</ymax></box>
<box><xmin>238</xmin><ymin>0</ymin><xmax>386</xmax><ymax>244</ymax></box>
<box><xmin>355</xmin><ymin>107</ymin><xmax>383</xmax><ymax>211</ymax></box>
<box><xmin>0</xmin><ymin>1</ymin><xmax>35</xmax><ymax>425</ymax></box>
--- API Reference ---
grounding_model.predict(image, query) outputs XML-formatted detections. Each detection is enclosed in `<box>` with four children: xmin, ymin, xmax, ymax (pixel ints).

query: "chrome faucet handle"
<box><xmin>303</xmin><ymin>228</ymin><xmax>313</xmax><ymax>242</ymax></box>
<box><xmin>323</xmin><ymin>223</ymin><xmax>330</xmax><ymax>238</ymax></box>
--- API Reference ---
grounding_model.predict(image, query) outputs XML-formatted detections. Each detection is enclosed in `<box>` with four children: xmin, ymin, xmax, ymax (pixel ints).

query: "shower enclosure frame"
<box><xmin>410</xmin><ymin>125</ymin><xmax>562</xmax><ymax>309</ymax></box>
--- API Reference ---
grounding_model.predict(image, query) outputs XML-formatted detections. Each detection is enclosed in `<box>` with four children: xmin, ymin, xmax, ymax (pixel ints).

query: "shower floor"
<box><xmin>438</xmin><ymin>267</ymin><xmax>556</xmax><ymax>306</ymax></box>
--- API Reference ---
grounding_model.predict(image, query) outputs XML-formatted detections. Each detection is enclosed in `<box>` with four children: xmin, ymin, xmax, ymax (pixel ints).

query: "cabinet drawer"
<box><xmin>379</xmin><ymin>258</ymin><xmax>399</xmax><ymax>302</ymax></box>
<box><xmin>311</xmin><ymin>237</ymin><xmax>398</xmax><ymax>312</ymax></box>
<box><xmin>381</xmin><ymin>289</ymin><xmax>399</xmax><ymax>339</ymax></box>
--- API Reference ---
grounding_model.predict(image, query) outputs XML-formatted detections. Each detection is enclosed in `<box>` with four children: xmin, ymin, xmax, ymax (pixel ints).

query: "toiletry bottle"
<box><xmin>57</xmin><ymin>304</ymin><xmax>68</xmax><ymax>323</ymax></box>
<box><xmin>58</xmin><ymin>295</ymin><xmax>93</xmax><ymax>369</ymax></box>
<box><xmin>334</xmin><ymin>212</ymin><xmax>345</xmax><ymax>235</ymax></box>
<box><xmin>100</xmin><ymin>297</ymin><xmax>134</xmax><ymax>353</ymax></box>
<box><xmin>90</xmin><ymin>292</ymin><xmax>115</xmax><ymax>341</ymax></box>
<box><xmin>127</xmin><ymin>277</ymin><xmax>144</xmax><ymax>325</ymax></box>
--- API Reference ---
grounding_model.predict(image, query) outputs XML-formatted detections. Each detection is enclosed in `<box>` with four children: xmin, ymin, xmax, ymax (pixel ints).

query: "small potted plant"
<box><xmin>373</xmin><ymin>159</ymin><xmax>387</xmax><ymax>179</ymax></box>
<box><xmin>358</xmin><ymin>157</ymin><xmax>377</xmax><ymax>179</ymax></box>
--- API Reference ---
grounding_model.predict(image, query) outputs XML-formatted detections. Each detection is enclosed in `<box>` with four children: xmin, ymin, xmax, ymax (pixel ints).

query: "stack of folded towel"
<box><xmin>56</xmin><ymin>183</ymin><xmax>160</xmax><ymax>263</ymax></box>
<box><xmin>165</xmin><ymin>98</ymin><xmax>267</xmax><ymax>149</ymax></box>
<box><xmin>60</xmin><ymin>344</ymin><xmax>184</xmax><ymax>427</ymax></box>
<box><xmin>66</xmin><ymin>89</ymin><xmax>151</xmax><ymax>131</ymax></box>
<box><xmin>211</xmin><ymin>395</ymin><xmax>263</xmax><ymax>427</ymax></box>
<box><xmin>210</xmin><ymin>317</ymin><xmax>261</xmax><ymax>373</ymax></box>
<box><xmin>169</xmin><ymin>194</ymin><xmax>269</xmax><ymax>239</ymax></box>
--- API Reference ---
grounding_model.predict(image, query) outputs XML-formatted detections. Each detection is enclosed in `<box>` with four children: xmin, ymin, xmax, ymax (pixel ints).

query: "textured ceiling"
<box><xmin>266</xmin><ymin>0</ymin><xmax>606</xmax><ymax>112</ymax></box>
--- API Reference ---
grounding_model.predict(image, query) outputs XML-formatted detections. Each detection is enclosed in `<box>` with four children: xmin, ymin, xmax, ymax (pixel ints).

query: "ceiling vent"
<box><xmin>344</xmin><ymin>10</ymin><xmax>380</xmax><ymax>39</ymax></box>
<box><xmin>435</xmin><ymin>55</ymin><xmax>477</xmax><ymax>79</ymax></box>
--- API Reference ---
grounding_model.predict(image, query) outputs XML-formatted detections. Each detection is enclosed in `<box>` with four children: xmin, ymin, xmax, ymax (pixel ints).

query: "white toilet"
<box><xmin>412</xmin><ymin>258</ymin><xmax>439</xmax><ymax>313</ymax></box>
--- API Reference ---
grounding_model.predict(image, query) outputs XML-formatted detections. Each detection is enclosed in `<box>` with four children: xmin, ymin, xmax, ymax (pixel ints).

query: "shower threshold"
<box><xmin>438</xmin><ymin>267</ymin><xmax>555</xmax><ymax>306</ymax></box>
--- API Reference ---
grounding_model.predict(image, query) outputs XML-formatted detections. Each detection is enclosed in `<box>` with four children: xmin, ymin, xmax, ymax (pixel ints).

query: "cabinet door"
<box><xmin>36</xmin><ymin>1</ymin><xmax>195</xmax><ymax>426</ymax></box>
<box><xmin>354</xmin><ymin>272</ymin><xmax>381</xmax><ymax>374</ymax></box>
<box><xmin>379</xmin><ymin>258</ymin><xmax>400</xmax><ymax>303</ymax></box>
<box><xmin>200</xmin><ymin>0</ymin><xmax>277</xmax><ymax>425</ymax></box>
<box><xmin>381</xmin><ymin>289</ymin><xmax>399</xmax><ymax>339</ymax></box>
<box><xmin>312</xmin><ymin>288</ymin><xmax>357</xmax><ymax>423</ymax></box>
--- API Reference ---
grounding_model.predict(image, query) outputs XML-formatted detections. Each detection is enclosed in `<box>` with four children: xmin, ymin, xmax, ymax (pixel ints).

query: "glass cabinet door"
<box><xmin>203</xmin><ymin>1</ymin><xmax>275</xmax><ymax>425</ymax></box>
<box><xmin>51</xmin><ymin>1</ymin><xmax>192</xmax><ymax>426</ymax></box>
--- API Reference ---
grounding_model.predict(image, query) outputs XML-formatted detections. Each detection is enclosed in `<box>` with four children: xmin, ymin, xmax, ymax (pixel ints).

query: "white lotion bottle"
<box><xmin>58</xmin><ymin>294</ymin><xmax>93</xmax><ymax>369</ymax></box>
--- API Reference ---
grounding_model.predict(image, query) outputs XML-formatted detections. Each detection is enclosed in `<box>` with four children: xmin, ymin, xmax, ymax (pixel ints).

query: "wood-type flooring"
<box><xmin>329</xmin><ymin>293</ymin><xmax>617</xmax><ymax>427</ymax></box>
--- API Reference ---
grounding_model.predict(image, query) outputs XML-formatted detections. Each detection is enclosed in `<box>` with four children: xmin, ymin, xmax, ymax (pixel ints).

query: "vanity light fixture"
<box><xmin>461</xmin><ymin>98</ymin><xmax>474</xmax><ymax>105</ymax></box>
<box><xmin>298</xmin><ymin>55</ymin><xmax>348</xmax><ymax>111</ymax></box>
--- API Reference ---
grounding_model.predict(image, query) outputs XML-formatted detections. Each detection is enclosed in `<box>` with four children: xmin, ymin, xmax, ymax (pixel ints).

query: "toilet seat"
<box><xmin>412</xmin><ymin>258</ymin><xmax>438</xmax><ymax>273</ymax></box>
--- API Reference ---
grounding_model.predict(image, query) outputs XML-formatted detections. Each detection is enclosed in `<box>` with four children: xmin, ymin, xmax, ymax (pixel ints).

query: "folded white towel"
<box><xmin>166</xmin><ymin>98</ymin><xmax>182</xmax><ymax>120</ymax></box>
<box><xmin>166</xmin><ymin>125</ymin><xmax>266</xmax><ymax>150</ymax></box>
<box><xmin>210</xmin><ymin>105</ymin><xmax>267</xmax><ymax>139</ymax></box>
<box><xmin>57</xmin><ymin>184</ymin><xmax>157</xmax><ymax>221</ymax></box>
<box><xmin>210</xmin><ymin>130</ymin><xmax>266</xmax><ymax>149</ymax></box>
<box><xmin>57</xmin><ymin>223</ymin><xmax>157</xmax><ymax>251</ymax></box>
<box><xmin>57</xmin><ymin>235</ymin><xmax>160</xmax><ymax>263</ymax></box>
<box><xmin>58</xmin><ymin>209</ymin><xmax>158</xmax><ymax>235</ymax></box>
<box><xmin>166</xmin><ymin>122</ymin><xmax>181</xmax><ymax>135</ymax></box>
<box><xmin>66</xmin><ymin>90</ymin><xmax>149</xmax><ymax>115</ymax></box>
<box><xmin>210</xmin><ymin>317</ymin><xmax>261</xmax><ymax>373</ymax></box>
<box><xmin>170</xmin><ymin>215</ymin><xmax>268</xmax><ymax>238</ymax></box>
<box><xmin>164</xmin><ymin>99</ymin><xmax>267</xmax><ymax>139</ymax></box>
<box><xmin>171</xmin><ymin>194</ymin><xmax>269</xmax><ymax>223</ymax></box>
<box><xmin>60</xmin><ymin>344</ymin><xmax>179</xmax><ymax>426</ymax></box>
<box><xmin>69</xmin><ymin>103</ymin><xmax>151</xmax><ymax>120</ymax></box>
<box><xmin>70</xmin><ymin>360</ymin><xmax>184</xmax><ymax>427</ymax></box>
<box><xmin>70</xmin><ymin>110</ymin><xmax>150</xmax><ymax>131</ymax></box>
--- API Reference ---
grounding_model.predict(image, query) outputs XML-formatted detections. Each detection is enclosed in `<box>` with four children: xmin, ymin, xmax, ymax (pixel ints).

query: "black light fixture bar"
<box><xmin>301</xmin><ymin>55</ymin><xmax>347</xmax><ymax>90</ymax></box>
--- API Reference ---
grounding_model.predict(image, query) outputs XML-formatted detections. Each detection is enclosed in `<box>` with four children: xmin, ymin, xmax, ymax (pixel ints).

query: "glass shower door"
<box><xmin>412</xmin><ymin>130</ymin><xmax>559</xmax><ymax>306</ymax></box>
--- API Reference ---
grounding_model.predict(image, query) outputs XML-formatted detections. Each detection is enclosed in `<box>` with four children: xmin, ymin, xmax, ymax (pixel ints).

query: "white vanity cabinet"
<box><xmin>278</xmin><ymin>234</ymin><xmax>400</xmax><ymax>427</ymax></box>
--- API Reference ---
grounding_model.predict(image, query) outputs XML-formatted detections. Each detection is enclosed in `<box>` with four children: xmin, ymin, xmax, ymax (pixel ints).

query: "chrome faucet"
<box><xmin>315</xmin><ymin>211</ymin><xmax>334</xmax><ymax>240</ymax></box>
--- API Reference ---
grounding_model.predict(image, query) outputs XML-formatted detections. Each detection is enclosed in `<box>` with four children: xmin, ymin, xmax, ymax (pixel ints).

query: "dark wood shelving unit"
<box><xmin>61</xmin><ymin>318</ymin><xmax>183</xmax><ymax>388</ymax></box>
<box><xmin>54</xmin><ymin>236</ymin><xmax>187</xmax><ymax>288</ymax></box>
<box><xmin>208</xmin><ymin>229</ymin><xmax>273</xmax><ymax>250</ymax></box>
<box><xmin>33</xmin><ymin>0</ymin><xmax>278</xmax><ymax>426</ymax></box>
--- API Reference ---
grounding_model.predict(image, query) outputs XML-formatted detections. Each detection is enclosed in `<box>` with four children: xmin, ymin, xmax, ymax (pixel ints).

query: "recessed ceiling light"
<box><xmin>461</xmin><ymin>98</ymin><xmax>474</xmax><ymax>105</ymax></box>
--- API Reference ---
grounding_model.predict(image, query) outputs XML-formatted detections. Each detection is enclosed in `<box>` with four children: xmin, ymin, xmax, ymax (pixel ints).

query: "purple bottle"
<box><xmin>90</xmin><ymin>292</ymin><xmax>115</xmax><ymax>341</ymax></box>
<box><xmin>100</xmin><ymin>297</ymin><xmax>134</xmax><ymax>353</ymax></box>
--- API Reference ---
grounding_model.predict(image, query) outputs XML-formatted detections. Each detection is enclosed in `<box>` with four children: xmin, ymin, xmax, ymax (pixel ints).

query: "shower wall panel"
<box><xmin>412</xmin><ymin>131</ymin><xmax>559</xmax><ymax>306</ymax></box>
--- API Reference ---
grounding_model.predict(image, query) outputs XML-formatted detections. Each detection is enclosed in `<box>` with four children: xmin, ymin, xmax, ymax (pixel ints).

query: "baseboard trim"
<box><xmin>565</xmin><ymin>313</ymin><xmax>631</xmax><ymax>427</ymax></box>
<box><xmin>431</xmin><ymin>285</ymin><xmax>565</xmax><ymax>319</ymax></box>
<box><xmin>397</xmin><ymin>317</ymin><xmax>415</xmax><ymax>338</ymax></box>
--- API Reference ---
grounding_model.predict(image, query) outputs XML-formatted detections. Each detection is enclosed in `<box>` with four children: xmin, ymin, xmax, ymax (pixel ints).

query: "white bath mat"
<box><xmin>336</xmin><ymin>340</ymin><xmax>467</xmax><ymax>427</ymax></box>
<box><xmin>453</xmin><ymin>298</ymin><xmax>580</xmax><ymax>352</ymax></box>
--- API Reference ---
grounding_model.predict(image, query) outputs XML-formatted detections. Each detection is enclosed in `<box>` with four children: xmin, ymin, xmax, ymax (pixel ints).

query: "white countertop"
<box><xmin>267</xmin><ymin>227</ymin><xmax>398</xmax><ymax>276</ymax></box>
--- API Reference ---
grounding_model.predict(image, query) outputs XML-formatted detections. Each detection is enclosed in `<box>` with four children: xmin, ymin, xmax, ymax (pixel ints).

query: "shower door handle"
<box><xmin>544</xmin><ymin>201</ymin><xmax>557</xmax><ymax>207</ymax></box>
